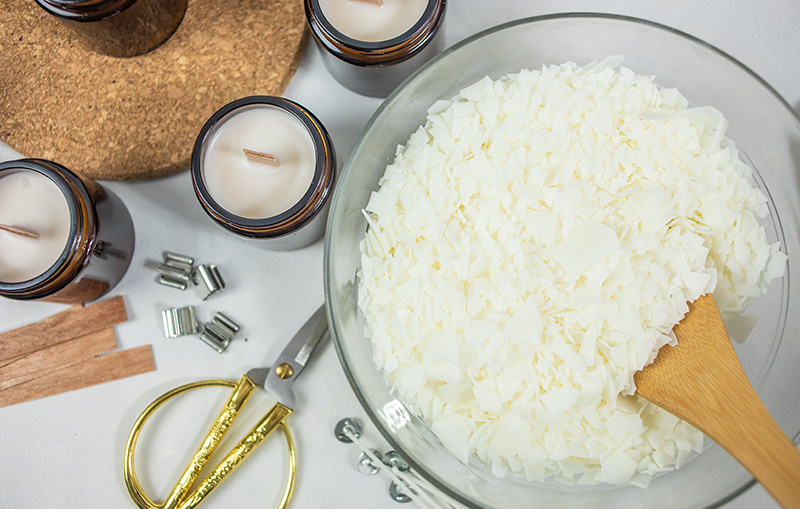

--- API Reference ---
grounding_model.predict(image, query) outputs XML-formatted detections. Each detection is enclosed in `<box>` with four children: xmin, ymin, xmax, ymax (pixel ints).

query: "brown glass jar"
<box><xmin>0</xmin><ymin>159</ymin><xmax>135</xmax><ymax>304</ymax></box>
<box><xmin>191</xmin><ymin>96</ymin><xmax>337</xmax><ymax>251</ymax></box>
<box><xmin>34</xmin><ymin>0</ymin><xmax>187</xmax><ymax>58</ymax></box>
<box><xmin>305</xmin><ymin>0</ymin><xmax>447</xmax><ymax>98</ymax></box>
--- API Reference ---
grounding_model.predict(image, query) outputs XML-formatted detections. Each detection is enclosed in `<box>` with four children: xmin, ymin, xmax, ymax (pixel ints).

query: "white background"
<box><xmin>1</xmin><ymin>1</ymin><xmax>798</xmax><ymax>508</ymax></box>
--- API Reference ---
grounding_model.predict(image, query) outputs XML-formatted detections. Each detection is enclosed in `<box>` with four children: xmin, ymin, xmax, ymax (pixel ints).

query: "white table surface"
<box><xmin>1</xmin><ymin>1</ymin><xmax>798</xmax><ymax>508</ymax></box>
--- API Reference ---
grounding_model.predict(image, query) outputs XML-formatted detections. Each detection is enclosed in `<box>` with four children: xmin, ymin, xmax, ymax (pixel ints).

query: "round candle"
<box><xmin>318</xmin><ymin>0</ymin><xmax>428</xmax><ymax>42</ymax></box>
<box><xmin>0</xmin><ymin>169</ymin><xmax>71</xmax><ymax>283</ymax></box>
<box><xmin>202</xmin><ymin>105</ymin><xmax>317</xmax><ymax>219</ymax></box>
<box><xmin>192</xmin><ymin>96</ymin><xmax>337</xmax><ymax>251</ymax></box>
<box><xmin>306</xmin><ymin>0</ymin><xmax>446</xmax><ymax>97</ymax></box>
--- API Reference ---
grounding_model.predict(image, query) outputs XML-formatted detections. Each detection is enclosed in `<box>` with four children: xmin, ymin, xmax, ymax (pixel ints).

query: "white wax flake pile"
<box><xmin>357</xmin><ymin>57</ymin><xmax>786</xmax><ymax>487</ymax></box>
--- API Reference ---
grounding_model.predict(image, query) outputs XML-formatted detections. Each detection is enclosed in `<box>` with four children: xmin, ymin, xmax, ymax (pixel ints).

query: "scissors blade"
<box><xmin>251</xmin><ymin>304</ymin><xmax>329</xmax><ymax>409</ymax></box>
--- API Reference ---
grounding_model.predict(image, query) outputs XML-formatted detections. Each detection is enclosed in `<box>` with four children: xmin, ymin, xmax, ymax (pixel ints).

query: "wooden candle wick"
<box><xmin>352</xmin><ymin>0</ymin><xmax>382</xmax><ymax>4</ymax></box>
<box><xmin>0</xmin><ymin>223</ymin><xmax>40</xmax><ymax>240</ymax></box>
<box><xmin>243</xmin><ymin>149</ymin><xmax>281</xmax><ymax>167</ymax></box>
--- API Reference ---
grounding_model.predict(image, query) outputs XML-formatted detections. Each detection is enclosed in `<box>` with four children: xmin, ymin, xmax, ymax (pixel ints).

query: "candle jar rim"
<box><xmin>305</xmin><ymin>0</ymin><xmax>446</xmax><ymax>66</ymax></box>
<box><xmin>35</xmin><ymin>0</ymin><xmax>136</xmax><ymax>21</ymax></box>
<box><xmin>191</xmin><ymin>96</ymin><xmax>336</xmax><ymax>240</ymax></box>
<box><xmin>0</xmin><ymin>159</ymin><xmax>93</xmax><ymax>294</ymax></box>
<box><xmin>41</xmin><ymin>0</ymin><xmax>116</xmax><ymax>4</ymax></box>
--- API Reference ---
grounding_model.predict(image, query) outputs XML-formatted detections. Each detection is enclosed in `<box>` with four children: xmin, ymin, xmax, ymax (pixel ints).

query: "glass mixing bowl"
<box><xmin>323</xmin><ymin>13</ymin><xmax>800</xmax><ymax>508</ymax></box>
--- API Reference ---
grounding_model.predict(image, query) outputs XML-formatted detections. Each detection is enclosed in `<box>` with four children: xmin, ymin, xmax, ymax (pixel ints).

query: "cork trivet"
<box><xmin>0</xmin><ymin>0</ymin><xmax>309</xmax><ymax>181</ymax></box>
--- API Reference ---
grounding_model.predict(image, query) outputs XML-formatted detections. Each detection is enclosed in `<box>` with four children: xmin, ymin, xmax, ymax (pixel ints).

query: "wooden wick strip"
<box><xmin>0</xmin><ymin>223</ymin><xmax>40</xmax><ymax>239</ymax></box>
<box><xmin>0</xmin><ymin>345</ymin><xmax>155</xmax><ymax>408</ymax></box>
<box><xmin>0</xmin><ymin>295</ymin><xmax>127</xmax><ymax>363</ymax></box>
<box><xmin>0</xmin><ymin>328</ymin><xmax>117</xmax><ymax>391</ymax></box>
<box><xmin>243</xmin><ymin>149</ymin><xmax>281</xmax><ymax>167</ymax></box>
<box><xmin>352</xmin><ymin>0</ymin><xmax>382</xmax><ymax>5</ymax></box>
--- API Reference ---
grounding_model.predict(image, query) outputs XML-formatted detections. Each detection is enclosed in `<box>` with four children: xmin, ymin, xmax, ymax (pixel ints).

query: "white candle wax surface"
<box><xmin>318</xmin><ymin>0</ymin><xmax>428</xmax><ymax>42</ymax></box>
<box><xmin>0</xmin><ymin>170</ymin><xmax>72</xmax><ymax>283</ymax></box>
<box><xmin>202</xmin><ymin>105</ymin><xmax>317</xmax><ymax>220</ymax></box>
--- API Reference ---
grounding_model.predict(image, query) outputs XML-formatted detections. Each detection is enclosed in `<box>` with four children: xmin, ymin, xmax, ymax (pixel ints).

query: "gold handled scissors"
<box><xmin>124</xmin><ymin>305</ymin><xmax>329</xmax><ymax>509</ymax></box>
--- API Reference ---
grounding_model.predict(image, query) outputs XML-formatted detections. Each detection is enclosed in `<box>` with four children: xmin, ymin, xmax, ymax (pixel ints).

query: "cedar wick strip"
<box><xmin>243</xmin><ymin>149</ymin><xmax>281</xmax><ymax>167</ymax></box>
<box><xmin>0</xmin><ymin>295</ymin><xmax>127</xmax><ymax>363</ymax></box>
<box><xmin>0</xmin><ymin>223</ymin><xmax>40</xmax><ymax>239</ymax></box>
<box><xmin>0</xmin><ymin>345</ymin><xmax>155</xmax><ymax>408</ymax></box>
<box><xmin>353</xmin><ymin>0</ymin><xmax>382</xmax><ymax>4</ymax></box>
<box><xmin>0</xmin><ymin>328</ymin><xmax>117</xmax><ymax>391</ymax></box>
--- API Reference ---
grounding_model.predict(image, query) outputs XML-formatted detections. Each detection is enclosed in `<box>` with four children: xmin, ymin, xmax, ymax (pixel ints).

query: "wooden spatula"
<box><xmin>634</xmin><ymin>293</ymin><xmax>800</xmax><ymax>507</ymax></box>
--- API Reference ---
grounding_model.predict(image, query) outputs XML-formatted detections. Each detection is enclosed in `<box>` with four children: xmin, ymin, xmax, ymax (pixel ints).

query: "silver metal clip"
<box><xmin>158</xmin><ymin>264</ymin><xmax>190</xmax><ymax>290</ymax></box>
<box><xmin>165</xmin><ymin>251</ymin><xmax>194</xmax><ymax>271</ymax></box>
<box><xmin>198</xmin><ymin>312</ymin><xmax>240</xmax><ymax>353</ymax></box>
<box><xmin>193</xmin><ymin>264</ymin><xmax>225</xmax><ymax>300</ymax></box>
<box><xmin>162</xmin><ymin>305</ymin><xmax>199</xmax><ymax>338</ymax></box>
<box><xmin>158</xmin><ymin>252</ymin><xmax>195</xmax><ymax>290</ymax></box>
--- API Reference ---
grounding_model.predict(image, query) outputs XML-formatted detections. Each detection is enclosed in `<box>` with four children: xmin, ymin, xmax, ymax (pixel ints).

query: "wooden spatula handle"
<box><xmin>694</xmin><ymin>366</ymin><xmax>800</xmax><ymax>508</ymax></box>
<box><xmin>635</xmin><ymin>294</ymin><xmax>800</xmax><ymax>507</ymax></box>
<box><xmin>721</xmin><ymin>397</ymin><xmax>800</xmax><ymax>508</ymax></box>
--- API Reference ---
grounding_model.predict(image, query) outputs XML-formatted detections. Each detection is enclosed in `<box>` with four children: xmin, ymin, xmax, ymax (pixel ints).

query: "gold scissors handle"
<box><xmin>123</xmin><ymin>374</ymin><xmax>296</xmax><ymax>509</ymax></box>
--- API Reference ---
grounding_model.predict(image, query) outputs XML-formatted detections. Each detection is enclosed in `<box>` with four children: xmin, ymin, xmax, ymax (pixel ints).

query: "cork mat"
<box><xmin>0</xmin><ymin>0</ymin><xmax>308</xmax><ymax>181</ymax></box>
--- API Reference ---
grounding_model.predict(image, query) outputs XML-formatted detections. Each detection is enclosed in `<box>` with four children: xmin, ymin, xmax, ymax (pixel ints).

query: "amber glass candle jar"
<box><xmin>305</xmin><ymin>0</ymin><xmax>447</xmax><ymax>98</ymax></box>
<box><xmin>191</xmin><ymin>96</ymin><xmax>337</xmax><ymax>251</ymax></box>
<box><xmin>0</xmin><ymin>159</ymin><xmax>135</xmax><ymax>304</ymax></box>
<box><xmin>35</xmin><ymin>0</ymin><xmax>187</xmax><ymax>58</ymax></box>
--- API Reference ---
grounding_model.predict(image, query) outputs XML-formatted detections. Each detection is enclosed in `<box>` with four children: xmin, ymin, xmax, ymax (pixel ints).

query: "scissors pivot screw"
<box><xmin>275</xmin><ymin>363</ymin><xmax>294</xmax><ymax>379</ymax></box>
<box><xmin>334</xmin><ymin>417</ymin><xmax>362</xmax><ymax>443</ymax></box>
